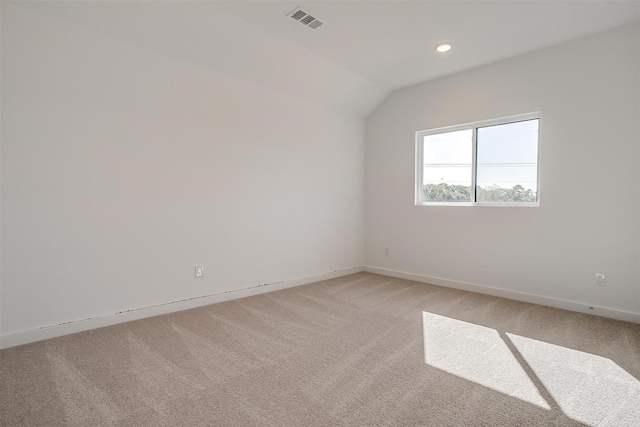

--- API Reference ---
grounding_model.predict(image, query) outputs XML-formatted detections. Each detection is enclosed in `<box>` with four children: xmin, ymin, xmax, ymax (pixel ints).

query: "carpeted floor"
<box><xmin>1</xmin><ymin>272</ymin><xmax>639</xmax><ymax>426</ymax></box>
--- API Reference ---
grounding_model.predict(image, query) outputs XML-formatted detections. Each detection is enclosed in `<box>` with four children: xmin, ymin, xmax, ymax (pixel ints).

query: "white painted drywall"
<box><xmin>365</xmin><ymin>23</ymin><xmax>640</xmax><ymax>314</ymax></box>
<box><xmin>11</xmin><ymin>1</ymin><xmax>388</xmax><ymax>118</ymax></box>
<box><xmin>1</xmin><ymin>4</ymin><xmax>365</xmax><ymax>337</ymax></box>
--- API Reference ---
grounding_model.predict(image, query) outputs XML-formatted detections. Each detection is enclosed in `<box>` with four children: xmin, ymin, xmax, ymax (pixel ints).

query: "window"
<box><xmin>415</xmin><ymin>113</ymin><xmax>539</xmax><ymax>206</ymax></box>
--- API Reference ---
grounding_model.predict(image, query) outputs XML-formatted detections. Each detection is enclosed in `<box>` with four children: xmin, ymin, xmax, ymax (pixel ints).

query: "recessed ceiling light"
<box><xmin>435</xmin><ymin>42</ymin><xmax>452</xmax><ymax>53</ymax></box>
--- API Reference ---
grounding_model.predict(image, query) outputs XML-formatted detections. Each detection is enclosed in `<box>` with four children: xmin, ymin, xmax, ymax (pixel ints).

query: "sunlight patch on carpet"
<box><xmin>422</xmin><ymin>312</ymin><xmax>550</xmax><ymax>409</ymax></box>
<box><xmin>507</xmin><ymin>333</ymin><xmax>640</xmax><ymax>427</ymax></box>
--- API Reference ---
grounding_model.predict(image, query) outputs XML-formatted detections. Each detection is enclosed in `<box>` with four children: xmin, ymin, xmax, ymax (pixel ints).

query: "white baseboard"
<box><xmin>364</xmin><ymin>266</ymin><xmax>640</xmax><ymax>325</ymax></box>
<box><xmin>0</xmin><ymin>266</ymin><xmax>364</xmax><ymax>349</ymax></box>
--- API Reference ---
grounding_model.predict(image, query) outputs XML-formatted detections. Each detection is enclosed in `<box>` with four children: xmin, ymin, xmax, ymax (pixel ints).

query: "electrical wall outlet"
<box><xmin>594</xmin><ymin>273</ymin><xmax>606</xmax><ymax>286</ymax></box>
<box><xmin>384</xmin><ymin>247</ymin><xmax>390</xmax><ymax>257</ymax></box>
<box><xmin>195</xmin><ymin>265</ymin><xmax>204</xmax><ymax>278</ymax></box>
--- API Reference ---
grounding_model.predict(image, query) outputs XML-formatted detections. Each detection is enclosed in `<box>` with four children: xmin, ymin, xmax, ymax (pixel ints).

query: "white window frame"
<box><xmin>415</xmin><ymin>112</ymin><xmax>541</xmax><ymax>207</ymax></box>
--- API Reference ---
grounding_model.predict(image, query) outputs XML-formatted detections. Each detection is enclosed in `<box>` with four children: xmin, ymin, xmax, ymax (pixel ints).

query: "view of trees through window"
<box><xmin>418</xmin><ymin>117</ymin><xmax>539</xmax><ymax>204</ymax></box>
<box><xmin>422</xmin><ymin>183</ymin><xmax>537</xmax><ymax>202</ymax></box>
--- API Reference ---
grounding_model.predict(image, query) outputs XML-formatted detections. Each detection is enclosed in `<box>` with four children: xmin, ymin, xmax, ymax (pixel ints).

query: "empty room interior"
<box><xmin>1</xmin><ymin>1</ymin><xmax>640</xmax><ymax>426</ymax></box>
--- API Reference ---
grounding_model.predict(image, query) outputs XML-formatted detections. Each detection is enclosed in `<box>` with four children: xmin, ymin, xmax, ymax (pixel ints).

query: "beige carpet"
<box><xmin>1</xmin><ymin>272</ymin><xmax>639</xmax><ymax>426</ymax></box>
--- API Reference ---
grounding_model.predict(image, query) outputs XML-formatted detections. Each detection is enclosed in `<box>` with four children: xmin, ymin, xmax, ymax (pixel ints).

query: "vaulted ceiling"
<box><xmin>12</xmin><ymin>1</ymin><xmax>640</xmax><ymax>117</ymax></box>
<box><xmin>218</xmin><ymin>1</ymin><xmax>640</xmax><ymax>89</ymax></box>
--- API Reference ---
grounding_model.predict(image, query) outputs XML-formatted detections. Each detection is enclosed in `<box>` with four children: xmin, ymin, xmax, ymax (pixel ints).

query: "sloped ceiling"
<box><xmin>218</xmin><ymin>1</ymin><xmax>640</xmax><ymax>89</ymax></box>
<box><xmin>9</xmin><ymin>1</ymin><xmax>640</xmax><ymax>118</ymax></box>
<box><xmin>9</xmin><ymin>1</ymin><xmax>387</xmax><ymax>117</ymax></box>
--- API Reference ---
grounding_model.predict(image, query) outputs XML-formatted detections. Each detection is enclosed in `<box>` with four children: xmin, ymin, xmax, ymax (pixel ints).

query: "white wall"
<box><xmin>365</xmin><ymin>23</ymin><xmax>640</xmax><ymax>316</ymax></box>
<box><xmin>1</xmin><ymin>5</ymin><xmax>365</xmax><ymax>341</ymax></box>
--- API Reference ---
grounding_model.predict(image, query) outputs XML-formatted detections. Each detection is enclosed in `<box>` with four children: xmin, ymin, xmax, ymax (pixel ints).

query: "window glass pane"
<box><xmin>476</xmin><ymin>119</ymin><xmax>538</xmax><ymax>203</ymax></box>
<box><xmin>422</xmin><ymin>129</ymin><xmax>472</xmax><ymax>202</ymax></box>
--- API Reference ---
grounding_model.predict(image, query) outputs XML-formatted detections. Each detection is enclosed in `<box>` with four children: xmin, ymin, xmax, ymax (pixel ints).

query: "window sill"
<box><xmin>415</xmin><ymin>202</ymin><xmax>540</xmax><ymax>208</ymax></box>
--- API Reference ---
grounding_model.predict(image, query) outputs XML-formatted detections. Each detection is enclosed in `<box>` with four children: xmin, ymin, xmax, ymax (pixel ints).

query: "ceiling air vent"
<box><xmin>287</xmin><ymin>7</ymin><xmax>324</xmax><ymax>30</ymax></box>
